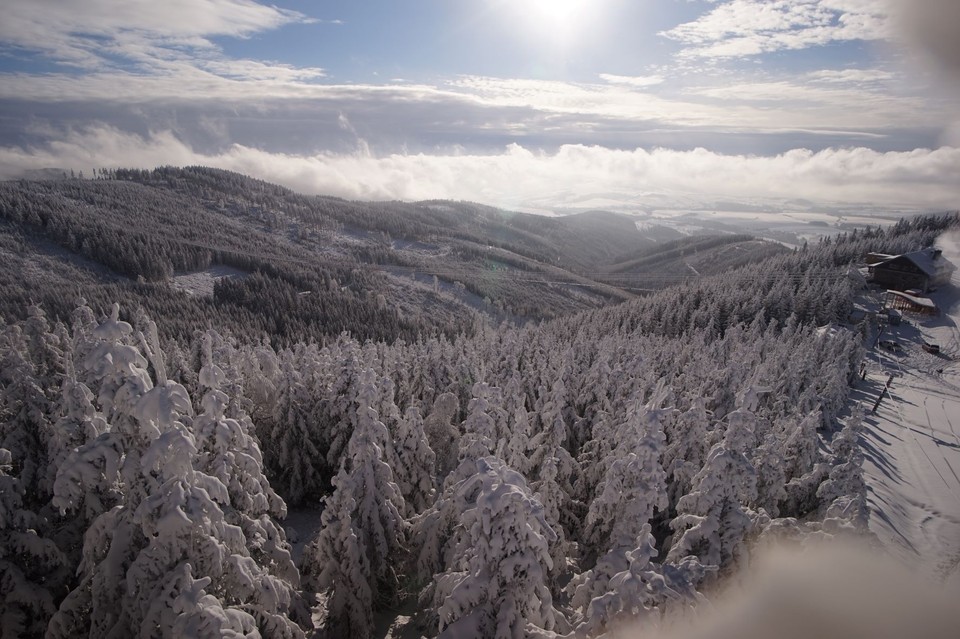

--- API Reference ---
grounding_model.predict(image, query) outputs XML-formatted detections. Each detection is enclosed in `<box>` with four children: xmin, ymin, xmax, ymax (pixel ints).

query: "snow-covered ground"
<box><xmin>858</xmin><ymin>283</ymin><xmax>960</xmax><ymax>582</ymax></box>
<box><xmin>169</xmin><ymin>265</ymin><xmax>249</xmax><ymax>296</ymax></box>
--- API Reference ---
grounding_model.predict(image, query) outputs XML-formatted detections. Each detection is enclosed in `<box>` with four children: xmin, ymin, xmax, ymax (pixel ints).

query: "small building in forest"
<box><xmin>868</xmin><ymin>248</ymin><xmax>955</xmax><ymax>293</ymax></box>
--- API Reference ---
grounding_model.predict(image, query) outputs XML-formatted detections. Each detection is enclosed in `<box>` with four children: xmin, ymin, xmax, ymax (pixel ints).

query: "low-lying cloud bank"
<box><xmin>1</xmin><ymin>127</ymin><xmax>957</xmax><ymax>214</ymax></box>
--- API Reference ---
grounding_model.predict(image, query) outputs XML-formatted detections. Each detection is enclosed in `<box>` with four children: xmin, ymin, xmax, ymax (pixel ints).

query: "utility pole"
<box><xmin>872</xmin><ymin>374</ymin><xmax>895</xmax><ymax>413</ymax></box>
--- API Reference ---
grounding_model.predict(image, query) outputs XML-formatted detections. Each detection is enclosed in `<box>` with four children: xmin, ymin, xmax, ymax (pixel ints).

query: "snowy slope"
<box><xmin>859</xmin><ymin>282</ymin><xmax>960</xmax><ymax>582</ymax></box>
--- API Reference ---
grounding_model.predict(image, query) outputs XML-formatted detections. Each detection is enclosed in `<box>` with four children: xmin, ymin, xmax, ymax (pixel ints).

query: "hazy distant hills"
<box><xmin>0</xmin><ymin>166</ymin><xmax>786</xmax><ymax>343</ymax></box>
<box><xmin>604</xmin><ymin>235</ymin><xmax>788</xmax><ymax>288</ymax></box>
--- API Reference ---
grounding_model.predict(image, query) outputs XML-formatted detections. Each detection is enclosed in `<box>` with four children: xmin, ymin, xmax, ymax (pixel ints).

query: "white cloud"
<box><xmin>0</xmin><ymin>0</ymin><xmax>321</xmax><ymax>93</ymax></box>
<box><xmin>684</xmin><ymin>77</ymin><xmax>931</xmax><ymax>131</ymax></box>
<box><xmin>447</xmin><ymin>74</ymin><xmax>938</xmax><ymax>133</ymax></box>
<box><xmin>0</xmin><ymin>0</ymin><xmax>947</xmax><ymax>155</ymax></box>
<box><xmin>2</xmin><ymin>126</ymin><xmax>956</xmax><ymax>213</ymax></box>
<box><xmin>806</xmin><ymin>68</ymin><xmax>895</xmax><ymax>84</ymax></box>
<box><xmin>197</xmin><ymin>59</ymin><xmax>326</xmax><ymax>82</ymax></box>
<box><xmin>599</xmin><ymin>73</ymin><xmax>665</xmax><ymax>88</ymax></box>
<box><xmin>0</xmin><ymin>0</ymin><xmax>952</xmax><ymax>178</ymax></box>
<box><xmin>661</xmin><ymin>0</ymin><xmax>893</xmax><ymax>58</ymax></box>
<box><xmin>0</xmin><ymin>67</ymin><xmax>945</xmax><ymax>157</ymax></box>
<box><xmin>2</xmin><ymin>0</ymin><xmax>306</xmax><ymax>42</ymax></box>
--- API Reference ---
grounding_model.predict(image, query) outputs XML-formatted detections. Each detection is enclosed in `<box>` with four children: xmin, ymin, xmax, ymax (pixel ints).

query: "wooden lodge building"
<box><xmin>883</xmin><ymin>290</ymin><xmax>938</xmax><ymax>316</ymax></box>
<box><xmin>866</xmin><ymin>248</ymin><xmax>955</xmax><ymax>293</ymax></box>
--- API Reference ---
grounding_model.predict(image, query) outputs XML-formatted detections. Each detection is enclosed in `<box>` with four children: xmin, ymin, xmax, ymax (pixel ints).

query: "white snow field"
<box><xmin>859</xmin><ymin>281</ymin><xmax>960</xmax><ymax>582</ymax></box>
<box><xmin>169</xmin><ymin>264</ymin><xmax>249</xmax><ymax>296</ymax></box>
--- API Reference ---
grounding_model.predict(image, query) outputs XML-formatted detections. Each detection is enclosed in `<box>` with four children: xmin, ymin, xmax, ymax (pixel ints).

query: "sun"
<box><xmin>521</xmin><ymin>0</ymin><xmax>592</xmax><ymax>40</ymax></box>
<box><xmin>528</xmin><ymin>0</ymin><xmax>586</xmax><ymax>21</ymax></box>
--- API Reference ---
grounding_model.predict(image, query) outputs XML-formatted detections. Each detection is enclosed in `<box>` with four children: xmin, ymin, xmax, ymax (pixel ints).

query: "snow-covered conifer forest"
<box><xmin>1</xmin><ymin>170</ymin><xmax>959</xmax><ymax>637</ymax></box>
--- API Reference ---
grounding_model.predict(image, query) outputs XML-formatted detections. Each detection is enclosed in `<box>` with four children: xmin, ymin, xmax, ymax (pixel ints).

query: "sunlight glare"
<box><xmin>521</xmin><ymin>0</ymin><xmax>593</xmax><ymax>41</ymax></box>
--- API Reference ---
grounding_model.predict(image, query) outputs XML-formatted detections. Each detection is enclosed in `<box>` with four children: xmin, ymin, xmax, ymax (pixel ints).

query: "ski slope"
<box><xmin>859</xmin><ymin>282</ymin><xmax>960</xmax><ymax>582</ymax></box>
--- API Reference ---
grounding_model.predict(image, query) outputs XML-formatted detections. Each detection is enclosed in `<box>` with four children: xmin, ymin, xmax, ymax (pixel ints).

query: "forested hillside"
<box><xmin>604</xmin><ymin>234</ymin><xmax>788</xmax><ymax>289</ymax></box>
<box><xmin>2</xmin><ymin>194</ymin><xmax>956</xmax><ymax>637</ymax></box>
<box><xmin>0</xmin><ymin>169</ymin><xmax>789</xmax><ymax>346</ymax></box>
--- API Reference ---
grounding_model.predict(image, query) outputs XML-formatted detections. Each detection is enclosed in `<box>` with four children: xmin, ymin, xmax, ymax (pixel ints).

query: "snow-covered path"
<box><xmin>859</xmin><ymin>284</ymin><xmax>960</xmax><ymax>580</ymax></box>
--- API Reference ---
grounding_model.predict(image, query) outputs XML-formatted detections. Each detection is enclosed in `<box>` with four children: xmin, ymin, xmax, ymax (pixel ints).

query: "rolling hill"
<box><xmin>0</xmin><ymin>166</ymin><xmax>785</xmax><ymax>343</ymax></box>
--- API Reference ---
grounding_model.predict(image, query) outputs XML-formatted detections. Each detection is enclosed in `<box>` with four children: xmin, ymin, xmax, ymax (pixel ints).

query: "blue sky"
<box><xmin>0</xmin><ymin>0</ymin><xmax>958</xmax><ymax>214</ymax></box>
<box><xmin>210</xmin><ymin>1</ymin><xmax>691</xmax><ymax>82</ymax></box>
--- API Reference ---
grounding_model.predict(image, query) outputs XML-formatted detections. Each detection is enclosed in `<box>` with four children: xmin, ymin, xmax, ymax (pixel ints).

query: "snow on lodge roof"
<box><xmin>865</xmin><ymin>252</ymin><xmax>896</xmax><ymax>265</ymax></box>
<box><xmin>868</xmin><ymin>247</ymin><xmax>956</xmax><ymax>293</ymax></box>
<box><xmin>905</xmin><ymin>249</ymin><xmax>945</xmax><ymax>277</ymax></box>
<box><xmin>876</xmin><ymin>248</ymin><xmax>953</xmax><ymax>279</ymax></box>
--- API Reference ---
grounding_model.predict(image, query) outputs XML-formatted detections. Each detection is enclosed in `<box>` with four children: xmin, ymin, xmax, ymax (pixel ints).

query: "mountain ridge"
<box><xmin>1</xmin><ymin>166</ymin><xmax>786</xmax><ymax>343</ymax></box>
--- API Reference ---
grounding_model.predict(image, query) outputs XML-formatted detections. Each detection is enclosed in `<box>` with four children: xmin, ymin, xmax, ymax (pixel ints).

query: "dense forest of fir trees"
<box><xmin>0</xmin><ymin>167</ymin><xmax>650</xmax><ymax>343</ymax></box>
<box><xmin>0</xmin><ymin>174</ymin><xmax>455</xmax><ymax>345</ymax></box>
<box><xmin>1</xmin><ymin>182</ymin><xmax>959</xmax><ymax>637</ymax></box>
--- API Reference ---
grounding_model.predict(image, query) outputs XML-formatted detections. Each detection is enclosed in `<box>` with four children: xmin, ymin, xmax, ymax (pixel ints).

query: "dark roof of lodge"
<box><xmin>874</xmin><ymin>248</ymin><xmax>954</xmax><ymax>278</ymax></box>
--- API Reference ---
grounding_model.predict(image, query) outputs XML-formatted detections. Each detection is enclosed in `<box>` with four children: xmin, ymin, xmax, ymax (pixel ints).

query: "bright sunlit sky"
<box><xmin>1</xmin><ymin>0</ymin><xmax>959</xmax><ymax>214</ymax></box>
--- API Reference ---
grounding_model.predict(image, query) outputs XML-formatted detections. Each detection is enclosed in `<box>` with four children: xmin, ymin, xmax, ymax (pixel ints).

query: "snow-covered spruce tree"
<box><xmin>816</xmin><ymin>406</ymin><xmax>868</xmax><ymax>533</ymax></box>
<box><xmin>423</xmin><ymin>392</ymin><xmax>460</xmax><ymax>482</ymax></box>
<box><xmin>345</xmin><ymin>368</ymin><xmax>408</xmax><ymax>605</ymax></box>
<box><xmin>432</xmin><ymin>457</ymin><xmax>567</xmax><ymax>638</ymax></box>
<box><xmin>301</xmin><ymin>467</ymin><xmax>375</xmax><ymax>639</ymax></box>
<box><xmin>20</xmin><ymin>303</ymin><xmax>65</xmax><ymax>385</ymax></box>
<box><xmin>22</xmin><ymin>304</ymin><xmax>65</xmax><ymax>400</ymax></box>
<box><xmin>266</xmin><ymin>356</ymin><xmax>325</xmax><ymax>506</ymax></box>
<box><xmin>193</xmin><ymin>362</ymin><xmax>300</xmax><ymax>590</ymax></box>
<box><xmin>372</xmin><ymin>371</ymin><xmax>403</xmax><ymax>444</ymax></box>
<box><xmin>575</xmin><ymin>525</ymin><xmax>708</xmax><ymax>639</ymax></box>
<box><xmin>65</xmin><ymin>299</ymin><xmax>99</xmax><ymax>371</ymax></box>
<box><xmin>460</xmin><ymin>382</ymin><xmax>503</xmax><ymax>461</ymax></box>
<box><xmin>572</xmin><ymin>389</ymin><xmax>670</xmax><ymax>616</ymax></box>
<box><xmin>575</xmin><ymin>408</ymin><xmax>616</xmax><ymax>504</ymax></box>
<box><xmin>0</xmin><ymin>324</ymin><xmax>54</xmax><ymax>507</ymax></box>
<box><xmin>50</xmin><ymin>304</ymin><xmax>152</xmax><ymax>526</ymax></box>
<box><xmin>528</xmin><ymin>376</ymin><xmax>583</xmax><ymax>547</ymax></box>
<box><xmin>413</xmin><ymin>405</ymin><xmax>539</xmax><ymax>604</ymax></box>
<box><xmin>41</xmin><ymin>361</ymin><xmax>110</xmax><ymax>581</ymax></box>
<box><xmin>667</xmin><ymin>390</ymin><xmax>760</xmax><ymax>576</ymax></box>
<box><xmin>322</xmin><ymin>337</ymin><xmax>363</xmax><ymax>472</ymax></box>
<box><xmin>778</xmin><ymin>409</ymin><xmax>832</xmax><ymax>518</ymax></box>
<box><xmin>159</xmin><ymin>563</ymin><xmax>261</xmax><ymax>637</ymax></box>
<box><xmin>577</xmin><ymin>379</ymin><xmax>668</xmax><ymax>518</ymax></box>
<box><xmin>0</xmin><ymin>318</ymin><xmax>72</xmax><ymax>629</ymax></box>
<box><xmin>531</xmin><ymin>455</ymin><xmax>576</xmax><ymax>594</ymax></box>
<box><xmin>575</xmin><ymin>377</ymin><xmax>660</xmax><ymax>508</ymax></box>
<box><xmin>528</xmin><ymin>387</ymin><xmax>578</xmax><ymax>490</ymax></box>
<box><xmin>304</xmin><ymin>367</ymin><xmax>408</xmax><ymax>614</ymax></box>
<box><xmin>662</xmin><ymin>396</ymin><xmax>712</xmax><ymax>510</ymax></box>
<box><xmin>498</xmin><ymin>403</ymin><xmax>533</xmax><ymax>477</ymax></box>
<box><xmin>0</xmin><ymin>447</ymin><xmax>69</xmax><ymax>639</ymax></box>
<box><xmin>530</xmin><ymin>376</ymin><xmax>569</xmax><ymax>450</ymax></box>
<box><xmin>409</xmin><ymin>456</ymin><xmax>488</xmax><ymax>593</ymax></box>
<box><xmin>393</xmin><ymin>405</ymin><xmax>437</xmax><ymax>516</ymax></box>
<box><xmin>575</xmin><ymin>345</ymin><xmax>613</xmax><ymax>430</ymax></box>
<box><xmin>242</xmin><ymin>341</ymin><xmax>281</xmax><ymax>427</ymax></box>
<box><xmin>194</xmin><ymin>329</ymin><xmax>259</xmax><ymax>425</ymax></box>
<box><xmin>42</xmin><ymin>362</ymin><xmax>108</xmax><ymax>503</ymax></box>
<box><xmin>47</xmin><ymin>306</ymin><xmax>305</xmax><ymax>639</ymax></box>
<box><xmin>750</xmin><ymin>431</ymin><xmax>787</xmax><ymax>518</ymax></box>
<box><xmin>125</xmin><ymin>392</ymin><xmax>303</xmax><ymax>639</ymax></box>
<box><xmin>499</xmin><ymin>372</ymin><xmax>528</xmax><ymax>431</ymax></box>
<box><xmin>781</xmin><ymin>408</ymin><xmax>822</xmax><ymax>483</ymax></box>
